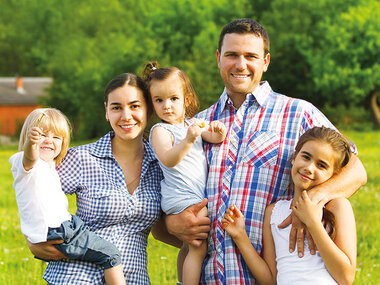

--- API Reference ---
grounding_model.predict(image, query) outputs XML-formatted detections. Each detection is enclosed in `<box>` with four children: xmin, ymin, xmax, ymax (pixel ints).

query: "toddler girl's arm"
<box><xmin>222</xmin><ymin>205</ymin><xmax>277</xmax><ymax>285</ymax></box>
<box><xmin>151</xmin><ymin>123</ymin><xmax>202</xmax><ymax>168</ymax></box>
<box><xmin>22</xmin><ymin>127</ymin><xmax>42</xmax><ymax>171</ymax></box>
<box><xmin>292</xmin><ymin>191</ymin><xmax>356</xmax><ymax>284</ymax></box>
<box><xmin>200</xmin><ymin>120</ymin><xmax>226</xmax><ymax>144</ymax></box>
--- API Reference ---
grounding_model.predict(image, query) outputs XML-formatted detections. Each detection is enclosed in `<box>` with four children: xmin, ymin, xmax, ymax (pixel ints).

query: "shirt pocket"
<box><xmin>76</xmin><ymin>183</ymin><xmax>128</xmax><ymax>228</ymax></box>
<box><xmin>243</xmin><ymin>131</ymin><xmax>280</xmax><ymax>168</ymax></box>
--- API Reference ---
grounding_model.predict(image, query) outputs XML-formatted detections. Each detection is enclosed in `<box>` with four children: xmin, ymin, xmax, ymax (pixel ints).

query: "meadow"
<box><xmin>0</xmin><ymin>130</ymin><xmax>379</xmax><ymax>284</ymax></box>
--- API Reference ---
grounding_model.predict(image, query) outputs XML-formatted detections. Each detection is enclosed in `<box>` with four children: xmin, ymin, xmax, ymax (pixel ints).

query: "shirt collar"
<box><xmin>219</xmin><ymin>81</ymin><xmax>272</xmax><ymax>111</ymax></box>
<box><xmin>90</xmin><ymin>131</ymin><xmax>157</xmax><ymax>165</ymax></box>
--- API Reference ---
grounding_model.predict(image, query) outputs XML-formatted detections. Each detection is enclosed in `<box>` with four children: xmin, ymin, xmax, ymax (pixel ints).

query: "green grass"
<box><xmin>1</xmin><ymin>130</ymin><xmax>379</xmax><ymax>284</ymax></box>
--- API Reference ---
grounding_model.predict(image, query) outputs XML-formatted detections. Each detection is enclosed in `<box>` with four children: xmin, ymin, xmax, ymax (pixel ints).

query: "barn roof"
<box><xmin>0</xmin><ymin>77</ymin><xmax>52</xmax><ymax>105</ymax></box>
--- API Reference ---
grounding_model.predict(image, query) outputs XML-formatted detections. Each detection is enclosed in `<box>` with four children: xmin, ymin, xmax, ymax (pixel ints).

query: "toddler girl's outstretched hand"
<box><xmin>221</xmin><ymin>205</ymin><xmax>246</xmax><ymax>240</ymax></box>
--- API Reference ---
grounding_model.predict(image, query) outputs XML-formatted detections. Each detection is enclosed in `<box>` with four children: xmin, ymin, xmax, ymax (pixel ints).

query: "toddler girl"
<box><xmin>143</xmin><ymin>62</ymin><xmax>226</xmax><ymax>285</ymax></box>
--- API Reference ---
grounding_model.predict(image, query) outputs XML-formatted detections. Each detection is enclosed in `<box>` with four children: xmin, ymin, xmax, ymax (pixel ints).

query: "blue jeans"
<box><xmin>42</xmin><ymin>215</ymin><xmax>121</xmax><ymax>269</ymax></box>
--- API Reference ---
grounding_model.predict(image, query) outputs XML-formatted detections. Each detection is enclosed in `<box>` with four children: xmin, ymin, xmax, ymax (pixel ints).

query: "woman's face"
<box><xmin>105</xmin><ymin>84</ymin><xmax>147</xmax><ymax>142</ymax></box>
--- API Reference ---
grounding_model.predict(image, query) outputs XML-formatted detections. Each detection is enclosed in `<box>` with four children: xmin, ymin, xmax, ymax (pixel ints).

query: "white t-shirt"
<box><xmin>9</xmin><ymin>152</ymin><xmax>72</xmax><ymax>243</ymax></box>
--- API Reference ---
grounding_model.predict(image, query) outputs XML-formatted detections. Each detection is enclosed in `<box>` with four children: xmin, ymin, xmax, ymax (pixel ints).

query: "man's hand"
<box><xmin>164</xmin><ymin>198</ymin><xmax>210</xmax><ymax>247</ymax></box>
<box><xmin>27</xmin><ymin>238</ymin><xmax>67</xmax><ymax>260</ymax></box>
<box><xmin>277</xmin><ymin>210</ymin><xmax>316</xmax><ymax>257</ymax></box>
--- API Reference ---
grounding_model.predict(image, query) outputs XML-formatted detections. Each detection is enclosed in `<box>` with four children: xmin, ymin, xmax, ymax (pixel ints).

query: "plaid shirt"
<box><xmin>197</xmin><ymin>82</ymin><xmax>334</xmax><ymax>284</ymax></box>
<box><xmin>43</xmin><ymin>132</ymin><xmax>163</xmax><ymax>284</ymax></box>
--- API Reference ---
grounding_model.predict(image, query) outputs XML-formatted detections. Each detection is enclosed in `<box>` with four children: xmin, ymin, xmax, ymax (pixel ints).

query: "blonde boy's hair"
<box><xmin>18</xmin><ymin>108</ymin><xmax>72</xmax><ymax>165</ymax></box>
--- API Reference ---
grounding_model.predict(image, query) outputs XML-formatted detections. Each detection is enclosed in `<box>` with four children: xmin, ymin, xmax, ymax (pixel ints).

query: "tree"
<box><xmin>308</xmin><ymin>0</ymin><xmax>380</xmax><ymax>127</ymax></box>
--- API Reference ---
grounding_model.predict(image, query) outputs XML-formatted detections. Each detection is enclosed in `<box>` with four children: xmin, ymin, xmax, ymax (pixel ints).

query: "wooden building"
<box><xmin>0</xmin><ymin>77</ymin><xmax>52</xmax><ymax>136</ymax></box>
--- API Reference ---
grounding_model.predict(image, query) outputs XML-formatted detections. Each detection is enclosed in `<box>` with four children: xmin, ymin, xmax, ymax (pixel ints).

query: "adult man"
<box><xmin>166</xmin><ymin>19</ymin><xmax>366</xmax><ymax>284</ymax></box>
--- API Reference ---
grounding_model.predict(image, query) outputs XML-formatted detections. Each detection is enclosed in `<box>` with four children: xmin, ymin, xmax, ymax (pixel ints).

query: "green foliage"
<box><xmin>309</xmin><ymin>0</ymin><xmax>380</xmax><ymax>105</ymax></box>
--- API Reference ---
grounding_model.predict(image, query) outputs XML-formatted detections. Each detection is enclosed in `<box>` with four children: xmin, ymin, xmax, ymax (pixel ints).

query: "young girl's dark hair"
<box><xmin>294</xmin><ymin>126</ymin><xmax>352</xmax><ymax>237</ymax></box>
<box><xmin>142</xmin><ymin>61</ymin><xmax>199</xmax><ymax>118</ymax></box>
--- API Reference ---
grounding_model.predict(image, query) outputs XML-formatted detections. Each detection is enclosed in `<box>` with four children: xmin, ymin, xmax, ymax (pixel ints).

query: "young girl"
<box><xmin>9</xmin><ymin>108</ymin><xmax>125</xmax><ymax>285</ymax></box>
<box><xmin>222</xmin><ymin>127</ymin><xmax>357</xmax><ymax>285</ymax></box>
<box><xmin>143</xmin><ymin>62</ymin><xmax>226</xmax><ymax>285</ymax></box>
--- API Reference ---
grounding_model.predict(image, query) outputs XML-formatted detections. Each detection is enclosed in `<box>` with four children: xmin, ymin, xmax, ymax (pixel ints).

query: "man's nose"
<box><xmin>236</xmin><ymin>55</ymin><xmax>247</xmax><ymax>70</ymax></box>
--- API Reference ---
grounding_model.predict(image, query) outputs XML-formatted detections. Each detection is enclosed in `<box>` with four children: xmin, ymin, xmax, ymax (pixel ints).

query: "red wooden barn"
<box><xmin>0</xmin><ymin>77</ymin><xmax>52</xmax><ymax>136</ymax></box>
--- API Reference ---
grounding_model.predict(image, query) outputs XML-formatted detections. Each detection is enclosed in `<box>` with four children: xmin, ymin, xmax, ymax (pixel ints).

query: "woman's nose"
<box><xmin>121</xmin><ymin>109</ymin><xmax>132</xmax><ymax>120</ymax></box>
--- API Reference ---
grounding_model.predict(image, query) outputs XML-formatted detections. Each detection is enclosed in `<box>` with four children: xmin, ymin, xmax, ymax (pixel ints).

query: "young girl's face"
<box><xmin>291</xmin><ymin>140</ymin><xmax>336</xmax><ymax>191</ymax></box>
<box><xmin>39</xmin><ymin>131</ymin><xmax>63</xmax><ymax>165</ymax></box>
<box><xmin>150</xmin><ymin>74</ymin><xmax>186</xmax><ymax>126</ymax></box>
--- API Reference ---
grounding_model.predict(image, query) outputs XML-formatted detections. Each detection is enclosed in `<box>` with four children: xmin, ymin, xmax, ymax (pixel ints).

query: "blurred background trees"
<box><xmin>1</xmin><ymin>0</ymin><xmax>378</xmax><ymax>138</ymax></box>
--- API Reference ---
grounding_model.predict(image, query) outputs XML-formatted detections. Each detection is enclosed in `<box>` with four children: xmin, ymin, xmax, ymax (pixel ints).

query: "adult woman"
<box><xmin>28</xmin><ymin>73</ymin><xmax>165</xmax><ymax>284</ymax></box>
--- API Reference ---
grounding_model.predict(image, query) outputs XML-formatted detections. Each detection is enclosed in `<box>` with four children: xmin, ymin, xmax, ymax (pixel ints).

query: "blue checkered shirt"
<box><xmin>197</xmin><ymin>82</ymin><xmax>335</xmax><ymax>284</ymax></box>
<box><xmin>43</xmin><ymin>132</ymin><xmax>163</xmax><ymax>284</ymax></box>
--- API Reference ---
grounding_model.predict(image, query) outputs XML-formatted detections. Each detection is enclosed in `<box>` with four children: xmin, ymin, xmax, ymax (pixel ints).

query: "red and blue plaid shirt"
<box><xmin>197</xmin><ymin>82</ymin><xmax>335</xmax><ymax>284</ymax></box>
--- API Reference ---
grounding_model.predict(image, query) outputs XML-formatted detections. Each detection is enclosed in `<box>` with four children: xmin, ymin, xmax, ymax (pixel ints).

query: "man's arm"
<box><xmin>164</xmin><ymin>198</ymin><xmax>211</xmax><ymax>247</ymax></box>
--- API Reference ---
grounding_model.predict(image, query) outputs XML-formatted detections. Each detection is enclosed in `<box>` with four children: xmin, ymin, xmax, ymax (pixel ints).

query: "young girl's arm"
<box><xmin>151</xmin><ymin>124</ymin><xmax>202</xmax><ymax>168</ymax></box>
<box><xmin>293</xmin><ymin>191</ymin><xmax>356</xmax><ymax>285</ymax></box>
<box><xmin>22</xmin><ymin>127</ymin><xmax>42</xmax><ymax>171</ymax></box>
<box><xmin>200</xmin><ymin>120</ymin><xmax>226</xmax><ymax>144</ymax></box>
<box><xmin>222</xmin><ymin>205</ymin><xmax>277</xmax><ymax>285</ymax></box>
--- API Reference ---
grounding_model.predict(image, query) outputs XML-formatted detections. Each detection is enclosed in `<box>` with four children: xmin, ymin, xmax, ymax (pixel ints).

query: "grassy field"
<box><xmin>0</xmin><ymin>130</ymin><xmax>379</xmax><ymax>284</ymax></box>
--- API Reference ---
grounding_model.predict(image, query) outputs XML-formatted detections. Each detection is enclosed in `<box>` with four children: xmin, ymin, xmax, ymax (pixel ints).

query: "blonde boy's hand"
<box><xmin>221</xmin><ymin>205</ymin><xmax>246</xmax><ymax>240</ymax></box>
<box><xmin>28</xmin><ymin>127</ymin><xmax>43</xmax><ymax>145</ymax></box>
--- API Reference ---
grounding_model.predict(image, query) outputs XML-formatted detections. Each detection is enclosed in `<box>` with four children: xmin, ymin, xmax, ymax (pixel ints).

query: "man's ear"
<box><xmin>263</xmin><ymin>53</ymin><xmax>270</xmax><ymax>72</ymax></box>
<box><xmin>216</xmin><ymin>49</ymin><xmax>221</xmax><ymax>68</ymax></box>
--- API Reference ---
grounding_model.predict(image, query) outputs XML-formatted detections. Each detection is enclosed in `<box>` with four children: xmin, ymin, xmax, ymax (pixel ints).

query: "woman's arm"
<box><xmin>26</xmin><ymin>238</ymin><xmax>66</xmax><ymax>260</ymax></box>
<box><xmin>222</xmin><ymin>205</ymin><xmax>277</xmax><ymax>285</ymax></box>
<box><xmin>293</xmin><ymin>192</ymin><xmax>356</xmax><ymax>285</ymax></box>
<box><xmin>151</xmin><ymin>125</ymin><xmax>201</xmax><ymax>168</ymax></box>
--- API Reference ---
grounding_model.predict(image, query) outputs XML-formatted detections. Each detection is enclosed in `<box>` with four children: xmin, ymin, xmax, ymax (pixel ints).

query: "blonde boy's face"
<box><xmin>38</xmin><ymin>131</ymin><xmax>63</xmax><ymax>166</ymax></box>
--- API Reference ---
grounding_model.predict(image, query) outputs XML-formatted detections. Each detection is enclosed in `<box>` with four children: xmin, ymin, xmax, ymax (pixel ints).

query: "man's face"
<box><xmin>217</xmin><ymin>33</ymin><xmax>270</xmax><ymax>106</ymax></box>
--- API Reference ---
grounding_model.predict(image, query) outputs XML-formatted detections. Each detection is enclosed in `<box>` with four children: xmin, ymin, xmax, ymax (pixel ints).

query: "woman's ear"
<box><xmin>104</xmin><ymin>102</ymin><xmax>109</xmax><ymax>121</ymax></box>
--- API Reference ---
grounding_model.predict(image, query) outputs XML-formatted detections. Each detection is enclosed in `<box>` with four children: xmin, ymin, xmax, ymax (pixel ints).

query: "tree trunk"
<box><xmin>370</xmin><ymin>90</ymin><xmax>380</xmax><ymax>128</ymax></box>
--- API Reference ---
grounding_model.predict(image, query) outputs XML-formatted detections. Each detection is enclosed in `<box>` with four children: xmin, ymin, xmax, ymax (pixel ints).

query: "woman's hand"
<box><xmin>26</xmin><ymin>238</ymin><xmax>67</xmax><ymax>260</ymax></box>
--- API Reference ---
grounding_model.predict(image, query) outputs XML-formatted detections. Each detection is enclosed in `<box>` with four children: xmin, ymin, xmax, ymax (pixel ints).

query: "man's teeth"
<box><xmin>233</xmin><ymin>74</ymin><xmax>249</xmax><ymax>78</ymax></box>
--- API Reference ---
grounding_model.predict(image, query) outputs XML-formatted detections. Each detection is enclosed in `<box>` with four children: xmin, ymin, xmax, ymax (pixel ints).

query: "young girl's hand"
<box><xmin>292</xmin><ymin>191</ymin><xmax>327</xmax><ymax>228</ymax></box>
<box><xmin>27</xmin><ymin>127</ymin><xmax>43</xmax><ymax>145</ymax></box>
<box><xmin>221</xmin><ymin>205</ymin><xmax>246</xmax><ymax>240</ymax></box>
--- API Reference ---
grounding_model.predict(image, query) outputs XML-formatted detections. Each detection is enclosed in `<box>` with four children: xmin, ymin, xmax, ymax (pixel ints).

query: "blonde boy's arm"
<box><xmin>22</xmin><ymin>127</ymin><xmax>42</xmax><ymax>171</ymax></box>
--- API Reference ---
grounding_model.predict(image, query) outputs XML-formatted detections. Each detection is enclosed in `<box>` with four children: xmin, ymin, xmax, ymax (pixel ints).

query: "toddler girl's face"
<box><xmin>291</xmin><ymin>140</ymin><xmax>335</xmax><ymax>191</ymax></box>
<box><xmin>39</xmin><ymin>131</ymin><xmax>63</xmax><ymax>166</ymax></box>
<box><xmin>150</xmin><ymin>75</ymin><xmax>186</xmax><ymax>126</ymax></box>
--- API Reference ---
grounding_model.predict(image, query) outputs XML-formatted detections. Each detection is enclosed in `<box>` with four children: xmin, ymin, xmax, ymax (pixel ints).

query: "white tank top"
<box><xmin>270</xmin><ymin>199</ymin><xmax>337</xmax><ymax>284</ymax></box>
